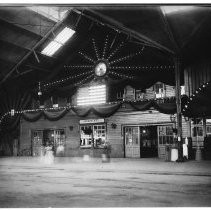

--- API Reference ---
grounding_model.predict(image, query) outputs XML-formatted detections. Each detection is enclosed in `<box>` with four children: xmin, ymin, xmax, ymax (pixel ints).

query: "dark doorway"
<box><xmin>140</xmin><ymin>126</ymin><xmax>158</xmax><ymax>158</ymax></box>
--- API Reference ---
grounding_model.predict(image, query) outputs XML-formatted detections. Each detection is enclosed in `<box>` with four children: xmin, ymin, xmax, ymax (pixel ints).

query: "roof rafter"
<box><xmin>0</xmin><ymin>39</ymin><xmax>31</xmax><ymax>52</ymax></box>
<box><xmin>158</xmin><ymin>7</ymin><xmax>181</xmax><ymax>54</ymax></box>
<box><xmin>84</xmin><ymin>8</ymin><xmax>175</xmax><ymax>55</ymax></box>
<box><xmin>0</xmin><ymin>11</ymin><xmax>71</xmax><ymax>85</ymax></box>
<box><xmin>0</xmin><ymin>17</ymin><xmax>43</xmax><ymax>39</ymax></box>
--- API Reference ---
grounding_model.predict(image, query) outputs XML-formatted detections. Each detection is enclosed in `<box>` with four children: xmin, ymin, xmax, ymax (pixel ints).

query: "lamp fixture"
<box><xmin>38</xmin><ymin>82</ymin><xmax>42</xmax><ymax>96</ymax></box>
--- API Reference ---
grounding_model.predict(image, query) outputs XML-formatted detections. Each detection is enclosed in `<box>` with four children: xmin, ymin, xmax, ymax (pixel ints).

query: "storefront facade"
<box><xmin>19</xmin><ymin>97</ymin><xmax>190</xmax><ymax>159</ymax></box>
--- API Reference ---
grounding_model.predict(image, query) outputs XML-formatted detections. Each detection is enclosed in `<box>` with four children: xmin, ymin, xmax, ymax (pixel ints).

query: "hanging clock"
<box><xmin>94</xmin><ymin>60</ymin><xmax>108</xmax><ymax>77</ymax></box>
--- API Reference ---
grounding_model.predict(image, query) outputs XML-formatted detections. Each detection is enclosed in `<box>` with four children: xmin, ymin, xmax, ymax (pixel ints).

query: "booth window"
<box><xmin>80</xmin><ymin>124</ymin><xmax>106</xmax><ymax>148</ymax></box>
<box><xmin>80</xmin><ymin>125</ymin><xmax>92</xmax><ymax>148</ymax></box>
<box><xmin>158</xmin><ymin>125</ymin><xmax>174</xmax><ymax>145</ymax></box>
<box><xmin>93</xmin><ymin>125</ymin><xmax>106</xmax><ymax>148</ymax></box>
<box><xmin>154</xmin><ymin>82</ymin><xmax>166</xmax><ymax>98</ymax></box>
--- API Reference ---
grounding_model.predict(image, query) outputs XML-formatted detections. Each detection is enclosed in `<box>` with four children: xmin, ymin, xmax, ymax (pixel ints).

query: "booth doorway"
<box><xmin>124</xmin><ymin>125</ymin><xmax>158</xmax><ymax>158</ymax></box>
<box><xmin>139</xmin><ymin>126</ymin><xmax>158</xmax><ymax>158</ymax></box>
<box><xmin>124</xmin><ymin>126</ymin><xmax>140</xmax><ymax>158</ymax></box>
<box><xmin>31</xmin><ymin>129</ymin><xmax>65</xmax><ymax>156</ymax></box>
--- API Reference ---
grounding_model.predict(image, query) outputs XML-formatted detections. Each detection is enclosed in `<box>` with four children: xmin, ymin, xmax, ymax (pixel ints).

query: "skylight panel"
<box><xmin>41</xmin><ymin>27</ymin><xmax>75</xmax><ymax>57</ymax></box>
<box><xmin>41</xmin><ymin>41</ymin><xmax>62</xmax><ymax>57</ymax></box>
<box><xmin>161</xmin><ymin>6</ymin><xmax>195</xmax><ymax>15</ymax></box>
<box><xmin>55</xmin><ymin>27</ymin><xmax>75</xmax><ymax>44</ymax></box>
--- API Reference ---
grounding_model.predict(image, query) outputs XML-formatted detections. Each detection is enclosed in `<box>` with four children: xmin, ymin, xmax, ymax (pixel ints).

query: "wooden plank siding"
<box><xmin>20</xmin><ymin>107</ymin><xmax>190</xmax><ymax>158</ymax></box>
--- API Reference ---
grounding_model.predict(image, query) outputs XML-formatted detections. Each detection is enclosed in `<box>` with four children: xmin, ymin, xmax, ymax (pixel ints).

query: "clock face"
<box><xmin>94</xmin><ymin>62</ymin><xmax>107</xmax><ymax>77</ymax></box>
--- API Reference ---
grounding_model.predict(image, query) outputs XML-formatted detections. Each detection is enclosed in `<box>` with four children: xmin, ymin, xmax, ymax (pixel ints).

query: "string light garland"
<box><xmin>0</xmin><ymin>96</ymin><xmax>176</xmax><ymax>126</ymax></box>
<box><xmin>110</xmin><ymin>65</ymin><xmax>175</xmax><ymax>70</ymax></box>
<box><xmin>182</xmin><ymin>81</ymin><xmax>210</xmax><ymax>113</ymax></box>
<box><xmin>43</xmin><ymin>71</ymin><xmax>93</xmax><ymax>88</ymax></box>
<box><xmin>109</xmin><ymin>46</ymin><xmax>145</xmax><ymax>65</ymax></box>
<box><xmin>64</xmin><ymin>65</ymin><xmax>93</xmax><ymax>68</ymax></box>
<box><xmin>102</xmin><ymin>35</ymin><xmax>109</xmax><ymax>59</ymax></box>
<box><xmin>109</xmin><ymin>71</ymin><xmax>136</xmax><ymax>80</ymax></box>
<box><xmin>73</xmin><ymin>73</ymin><xmax>94</xmax><ymax>87</ymax></box>
<box><xmin>92</xmin><ymin>38</ymin><xmax>100</xmax><ymax>60</ymax></box>
<box><xmin>107</xmin><ymin>41</ymin><xmax>124</xmax><ymax>60</ymax></box>
<box><xmin>78</xmin><ymin>51</ymin><xmax>95</xmax><ymax>63</ymax></box>
<box><xmin>0</xmin><ymin>34</ymin><xmax>177</xmax><ymax>129</ymax></box>
<box><xmin>62</xmin><ymin>35</ymin><xmax>148</xmax><ymax>83</ymax></box>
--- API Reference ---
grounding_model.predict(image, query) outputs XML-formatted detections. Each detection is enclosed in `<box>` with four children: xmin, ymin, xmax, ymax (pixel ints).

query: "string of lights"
<box><xmin>102</xmin><ymin>35</ymin><xmax>109</xmax><ymax>59</ymax></box>
<box><xmin>73</xmin><ymin>73</ymin><xmax>94</xmax><ymax>87</ymax></box>
<box><xmin>43</xmin><ymin>70</ymin><xmax>93</xmax><ymax>88</ymax></box>
<box><xmin>182</xmin><ymin>81</ymin><xmax>210</xmax><ymax>113</ymax></box>
<box><xmin>107</xmin><ymin>41</ymin><xmax>124</xmax><ymax>60</ymax></box>
<box><xmin>78</xmin><ymin>51</ymin><xmax>95</xmax><ymax>64</ymax></box>
<box><xmin>110</xmin><ymin>65</ymin><xmax>175</xmax><ymax>70</ymax></box>
<box><xmin>92</xmin><ymin>38</ymin><xmax>100</xmax><ymax>60</ymax></box>
<box><xmin>109</xmin><ymin>46</ymin><xmax>145</xmax><ymax>65</ymax></box>
<box><xmin>64</xmin><ymin>65</ymin><xmax>93</xmax><ymax>68</ymax></box>
<box><xmin>109</xmin><ymin>71</ymin><xmax>136</xmax><ymax>80</ymax></box>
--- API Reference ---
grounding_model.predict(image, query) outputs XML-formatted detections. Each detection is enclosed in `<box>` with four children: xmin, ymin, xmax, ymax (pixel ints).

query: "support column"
<box><xmin>195</xmin><ymin>119</ymin><xmax>203</xmax><ymax>161</ymax></box>
<box><xmin>203</xmin><ymin>118</ymin><xmax>207</xmax><ymax>137</ymax></box>
<box><xmin>174</xmin><ymin>57</ymin><xmax>183</xmax><ymax>162</ymax></box>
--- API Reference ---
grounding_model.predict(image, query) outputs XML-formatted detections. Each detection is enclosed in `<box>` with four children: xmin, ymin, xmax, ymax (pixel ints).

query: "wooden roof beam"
<box><xmin>84</xmin><ymin>8</ymin><xmax>175</xmax><ymax>55</ymax></box>
<box><xmin>0</xmin><ymin>17</ymin><xmax>43</xmax><ymax>39</ymax></box>
<box><xmin>0</xmin><ymin>11</ymin><xmax>71</xmax><ymax>85</ymax></box>
<box><xmin>158</xmin><ymin>7</ymin><xmax>181</xmax><ymax>54</ymax></box>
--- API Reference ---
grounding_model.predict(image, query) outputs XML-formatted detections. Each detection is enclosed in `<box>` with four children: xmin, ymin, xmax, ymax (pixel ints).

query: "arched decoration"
<box><xmin>91</xmin><ymin>103</ymin><xmax>122</xmax><ymax>118</ymax></box>
<box><xmin>22</xmin><ymin>111</ymin><xmax>43</xmax><ymax>122</ymax></box>
<box><xmin>22</xmin><ymin>108</ymin><xmax>69</xmax><ymax>122</ymax></box>
<box><xmin>18</xmin><ymin>97</ymin><xmax>176</xmax><ymax>124</ymax></box>
<box><xmin>128</xmin><ymin>97</ymin><xmax>177</xmax><ymax>114</ymax></box>
<box><xmin>43</xmin><ymin>108</ymin><xmax>69</xmax><ymax>121</ymax></box>
<box><xmin>71</xmin><ymin>106</ymin><xmax>92</xmax><ymax>117</ymax></box>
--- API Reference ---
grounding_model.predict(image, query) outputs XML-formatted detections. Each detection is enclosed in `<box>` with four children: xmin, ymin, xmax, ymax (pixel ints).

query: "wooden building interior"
<box><xmin>0</xmin><ymin>5</ymin><xmax>211</xmax><ymax>160</ymax></box>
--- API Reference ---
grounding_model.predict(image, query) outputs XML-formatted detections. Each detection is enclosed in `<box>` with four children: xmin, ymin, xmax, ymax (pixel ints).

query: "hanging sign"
<box><xmin>80</xmin><ymin>118</ymin><xmax>105</xmax><ymax>124</ymax></box>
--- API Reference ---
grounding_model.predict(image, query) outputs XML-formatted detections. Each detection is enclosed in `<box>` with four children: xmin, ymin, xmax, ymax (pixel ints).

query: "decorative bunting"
<box><xmin>0</xmin><ymin>96</ymin><xmax>176</xmax><ymax>126</ymax></box>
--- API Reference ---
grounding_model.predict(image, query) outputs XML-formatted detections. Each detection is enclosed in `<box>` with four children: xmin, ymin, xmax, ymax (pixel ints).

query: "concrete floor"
<box><xmin>0</xmin><ymin>157</ymin><xmax>211</xmax><ymax>207</ymax></box>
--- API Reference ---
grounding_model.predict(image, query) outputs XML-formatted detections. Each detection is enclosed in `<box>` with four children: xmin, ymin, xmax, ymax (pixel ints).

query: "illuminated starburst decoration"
<box><xmin>64</xmin><ymin>35</ymin><xmax>146</xmax><ymax>80</ymax></box>
<box><xmin>43</xmin><ymin>35</ymin><xmax>175</xmax><ymax>89</ymax></box>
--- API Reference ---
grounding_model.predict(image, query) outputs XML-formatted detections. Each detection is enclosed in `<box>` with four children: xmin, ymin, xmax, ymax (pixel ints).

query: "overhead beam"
<box><xmin>182</xmin><ymin>14</ymin><xmax>211</xmax><ymax>48</ymax></box>
<box><xmin>25</xmin><ymin>64</ymin><xmax>51</xmax><ymax>72</ymax></box>
<box><xmin>0</xmin><ymin>38</ymin><xmax>31</xmax><ymax>52</ymax></box>
<box><xmin>13</xmin><ymin>69</ymin><xmax>34</xmax><ymax>78</ymax></box>
<box><xmin>0</xmin><ymin>17</ymin><xmax>43</xmax><ymax>39</ymax></box>
<box><xmin>82</xmin><ymin>8</ymin><xmax>175</xmax><ymax>55</ymax></box>
<box><xmin>0</xmin><ymin>39</ymin><xmax>52</xmax><ymax>65</ymax></box>
<box><xmin>0</xmin><ymin>10</ymin><xmax>71</xmax><ymax>85</ymax></box>
<box><xmin>158</xmin><ymin>7</ymin><xmax>180</xmax><ymax>54</ymax></box>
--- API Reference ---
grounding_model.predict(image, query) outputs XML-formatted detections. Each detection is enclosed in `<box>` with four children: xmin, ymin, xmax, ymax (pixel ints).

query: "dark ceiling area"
<box><xmin>0</xmin><ymin>5</ymin><xmax>211</xmax><ymax>117</ymax></box>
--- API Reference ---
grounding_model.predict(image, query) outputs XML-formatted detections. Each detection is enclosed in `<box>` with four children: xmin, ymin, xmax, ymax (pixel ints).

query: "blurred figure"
<box><xmin>44</xmin><ymin>142</ymin><xmax>54</xmax><ymax>164</ymax></box>
<box><xmin>39</xmin><ymin>145</ymin><xmax>45</xmax><ymax>162</ymax></box>
<box><xmin>183</xmin><ymin>137</ymin><xmax>188</xmax><ymax>160</ymax></box>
